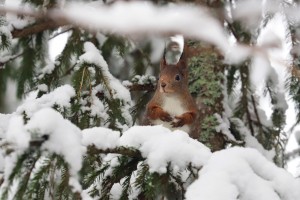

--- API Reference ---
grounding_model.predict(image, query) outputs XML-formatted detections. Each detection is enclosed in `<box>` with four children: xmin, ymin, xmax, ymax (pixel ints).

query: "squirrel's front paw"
<box><xmin>171</xmin><ymin>116</ymin><xmax>185</xmax><ymax>127</ymax></box>
<box><xmin>160</xmin><ymin>112</ymin><xmax>172</xmax><ymax>122</ymax></box>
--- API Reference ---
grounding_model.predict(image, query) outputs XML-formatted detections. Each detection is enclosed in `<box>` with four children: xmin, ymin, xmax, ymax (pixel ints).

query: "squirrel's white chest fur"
<box><xmin>161</xmin><ymin>96</ymin><xmax>186</xmax><ymax>117</ymax></box>
<box><xmin>152</xmin><ymin>95</ymin><xmax>190</xmax><ymax>133</ymax></box>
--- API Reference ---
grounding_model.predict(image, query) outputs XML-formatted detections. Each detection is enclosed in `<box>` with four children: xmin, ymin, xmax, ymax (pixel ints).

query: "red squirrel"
<box><xmin>145</xmin><ymin>47</ymin><xmax>199</xmax><ymax>139</ymax></box>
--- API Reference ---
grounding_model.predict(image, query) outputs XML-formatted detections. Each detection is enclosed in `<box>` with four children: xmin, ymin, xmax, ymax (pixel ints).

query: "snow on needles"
<box><xmin>26</xmin><ymin>108</ymin><xmax>85</xmax><ymax>191</ymax></box>
<box><xmin>16</xmin><ymin>84</ymin><xmax>76</xmax><ymax>117</ymax></box>
<box><xmin>186</xmin><ymin>147</ymin><xmax>300</xmax><ymax>200</ymax></box>
<box><xmin>119</xmin><ymin>125</ymin><xmax>212</xmax><ymax>173</ymax></box>
<box><xmin>82</xmin><ymin>125</ymin><xmax>211</xmax><ymax>174</ymax></box>
<box><xmin>78</xmin><ymin>42</ymin><xmax>133</xmax><ymax>128</ymax></box>
<box><xmin>79</xmin><ymin>42</ymin><xmax>131</xmax><ymax>103</ymax></box>
<box><xmin>26</xmin><ymin>108</ymin><xmax>85</xmax><ymax>176</ymax></box>
<box><xmin>82</xmin><ymin>127</ymin><xmax>120</xmax><ymax>150</ymax></box>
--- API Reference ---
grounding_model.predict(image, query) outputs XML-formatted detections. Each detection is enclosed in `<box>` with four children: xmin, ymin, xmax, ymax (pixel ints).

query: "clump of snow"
<box><xmin>129</xmin><ymin>75</ymin><xmax>156</xmax><ymax>85</ymax></box>
<box><xmin>119</xmin><ymin>125</ymin><xmax>211</xmax><ymax>173</ymax></box>
<box><xmin>6</xmin><ymin>116</ymin><xmax>30</xmax><ymax>150</ymax></box>
<box><xmin>62</xmin><ymin>1</ymin><xmax>229</xmax><ymax>53</ymax></box>
<box><xmin>186</xmin><ymin>147</ymin><xmax>300</xmax><ymax>200</ymax></box>
<box><xmin>16</xmin><ymin>84</ymin><xmax>76</xmax><ymax>117</ymax></box>
<box><xmin>165</xmin><ymin>35</ymin><xmax>184</xmax><ymax>65</ymax></box>
<box><xmin>0</xmin><ymin>114</ymin><xmax>11</xmax><ymax>138</ymax></box>
<box><xmin>250</xmin><ymin>54</ymin><xmax>271</xmax><ymax>88</ymax></box>
<box><xmin>82</xmin><ymin>127</ymin><xmax>120</xmax><ymax>149</ymax></box>
<box><xmin>38</xmin><ymin>60</ymin><xmax>56</xmax><ymax>79</ymax></box>
<box><xmin>4</xmin><ymin>0</ymin><xmax>35</xmax><ymax>30</ymax></box>
<box><xmin>25</xmin><ymin>108</ymin><xmax>86</xmax><ymax>177</ymax></box>
<box><xmin>110</xmin><ymin>182</ymin><xmax>122</xmax><ymax>200</ymax></box>
<box><xmin>37</xmin><ymin>84</ymin><xmax>48</xmax><ymax>92</ymax></box>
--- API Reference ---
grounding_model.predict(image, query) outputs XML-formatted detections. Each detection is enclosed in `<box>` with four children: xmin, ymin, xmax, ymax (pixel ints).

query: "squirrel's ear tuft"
<box><xmin>177</xmin><ymin>44</ymin><xmax>188</xmax><ymax>72</ymax></box>
<box><xmin>160</xmin><ymin>50</ymin><xmax>167</xmax><ymax>70</ymax></box>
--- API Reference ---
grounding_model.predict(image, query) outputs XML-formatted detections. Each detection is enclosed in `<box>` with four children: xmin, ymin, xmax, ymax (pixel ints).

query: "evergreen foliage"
<box><xmin>0</xmin><ymin>0</ymin><xmax>300</xmax><ymax>199</ymax></box>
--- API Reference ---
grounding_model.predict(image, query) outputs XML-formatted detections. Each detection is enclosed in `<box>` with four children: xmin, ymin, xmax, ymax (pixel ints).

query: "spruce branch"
<box><xmin>251</xmin><ymin>94</ymin><xmax>263</xmax><ymax>133</ymax></box>
<box><xmin>87</xmin><ymin>145</ymin><xmax>142</xmax><ymax>159</ymax></box>
<box><xmin>12</xmin><ymin>19</ymin><xmax>65</xmax><ymax>38</ymax></box>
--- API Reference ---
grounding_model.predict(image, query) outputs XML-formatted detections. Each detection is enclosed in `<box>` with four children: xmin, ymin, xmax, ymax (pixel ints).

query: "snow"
<box><xmin>60</xmin><ymin>1</ymin><xmax>230</xmax><ymax>54</ymax></box>
<box><xmin>78</xmin><ymin>42</ymin><xmax>133</xmax><ymax>128</ymax></box>
<box><xmin>6</xmin><ymin>116</ymin><xmax>30</xmax><ymax>150</ymax></box>
<box><xmin>79</xmin><ymin>42</ymin><xmax>132</xmax><ymax>103</ymax></box>
<box><xmin>1</xmin><ymin>1</ymin><xmax>300</xmax><ymax>198</ymax></box>
<box><xmin>250</xmin><ymin>53</ymin><xmax>271</xmax><ymax>88</ymax></box>
<box><xmin>214</xmin><ymin>113</ymin><xmax>237</xmax><ymax>142</ymax></box>
<box><xmin>120</xmin><ymin>125</ymin><xmax>211</xmax><ymax>173</ymax></box>
<box><xmin>0</xmin><ymin>114</ymin><xmax>11</xmax><ymax>138</ymax></box>
<box><xmin>165</xmin><ymin>35</ymin><xmax>184</xmax><ymax>65</ymax></box>
<box><xmin>231</xmin><ymin>118</ymin><xmax>275</xmax><ymax>161</ymax></box>
<box><xmin>38</xmin><ymin>60</ymin><xmax>56</xmax><ymax>78</ymax></box>
<box><xmin>4</xmin><ymin>0</ymin><xmax>35</xmax><ymax>30</ymax></box>
<box><xmin>128</xmin><ymin>75</ymin><xmax>156</xmax><ymax>85</ymax></box>
<box><xmin>37</xmin><ymin>84</ymin><xmax>48</xmax><ymax>92</ymax></box>
<box><xmin>2</xmin><ymin>113</ymin><xmax>300</xmax><ymax>199</ymax></box>
<box><xmin>80</xmin><ymin>85</ymin><xmax>109</xmax><ymax>121</ymax></box>
<box><xmin>186</xmin><ymin>147</ymin><xmax>300</xmax><ymax>200</ymax></box>
<box><xmin>16</xmin><ymin>84</ymin><xmax>76</xmax><ymax>117</ymax></box>
<box><xmin>26</xmin><ymin>108</ymin><xmax>85</xmax><ymax>176</ymax></box>
<box><xmin>82</xmin><ymin>127</ymin><xmax>120</xmax><ymax>149</ymax></box>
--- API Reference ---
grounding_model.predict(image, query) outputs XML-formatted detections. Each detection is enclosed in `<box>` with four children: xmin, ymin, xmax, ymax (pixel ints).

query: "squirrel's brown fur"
<box><xmin>145</xmin><ymin>47</ymin><xmax>199</xmax><ymax>139</ymax></box>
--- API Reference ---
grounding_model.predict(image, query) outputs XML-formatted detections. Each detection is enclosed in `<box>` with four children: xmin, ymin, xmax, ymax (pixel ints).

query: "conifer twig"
<box><xmin>87</xmin><ymin>146</ymin><xmax>142</xmax><ymax>158</ymax></box>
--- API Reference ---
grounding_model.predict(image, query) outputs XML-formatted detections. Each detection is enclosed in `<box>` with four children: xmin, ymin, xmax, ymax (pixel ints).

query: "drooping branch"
<box><xmin>12</xmin><ymin>19</ymin><xmax>66</xmax><ymax>38</ymax></box>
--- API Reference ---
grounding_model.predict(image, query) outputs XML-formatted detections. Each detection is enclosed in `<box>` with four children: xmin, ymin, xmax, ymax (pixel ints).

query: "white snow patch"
<box><xmin>186</xmin><ymin>147</ymin><xmax>300</xmax><ymax>200</ymax></box>
<box><xmin>0</xmin><ymin>114</ymin><xmax>11</xmax><ymax>138</ymax></box>
<box><xmin>61</xmin><ymin>2</ymin><xmax>230</xmax><ymax>53</ymax></box>
<box><xmin>37</xmin><ymin>84</ymin><xmax>48</xmax><ymax>92</ymax></box>
<box><xmin>119</xmin><ymin>125</ymin><xmax>211</xmax><ymax>173</ymax></box>
<box><xmin>16</xmin><ymin>84</ymin><xmax>76</xmax><ymax>117</ymax></box>
<box><xmin>82</xmin><ymin>127</ymin><xmax>120</xmax><ymax>149</ymax></box>
<box><xmin>6</xmin><ymin>115</ymin><xmax>30</xmax><ymax>149</ymax></box>
<box><xmin>25</xmin><ymin>108</ymin><xmax>86</xmax><ymax>176</ymax></box>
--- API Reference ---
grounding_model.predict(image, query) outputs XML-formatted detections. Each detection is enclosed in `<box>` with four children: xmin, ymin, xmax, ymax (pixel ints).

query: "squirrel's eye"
<box><xmin>175</xmin><ymin>74</ymin><xmax>181</xmax><ymax>81</ymax></box>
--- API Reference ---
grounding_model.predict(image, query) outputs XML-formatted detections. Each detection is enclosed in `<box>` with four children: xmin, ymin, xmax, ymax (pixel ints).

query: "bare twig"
<box><xmin>49</xmin><ymin>27</ymin><xmax>72</xmax><ymax>40</ymax></box>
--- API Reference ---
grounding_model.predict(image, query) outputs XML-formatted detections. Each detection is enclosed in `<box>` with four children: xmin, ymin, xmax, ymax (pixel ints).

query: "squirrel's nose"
<box><xmin>161</xmin><ymin>82</ymin><xmax>166</xmax><ymax>88</ymax></box>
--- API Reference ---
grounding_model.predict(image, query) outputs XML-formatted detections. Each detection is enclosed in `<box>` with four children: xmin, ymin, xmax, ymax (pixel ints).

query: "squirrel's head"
<box><xmin>158</xmin><ymin>50</ymin><xmax>189</xmax><ymax>94</ymax></box>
